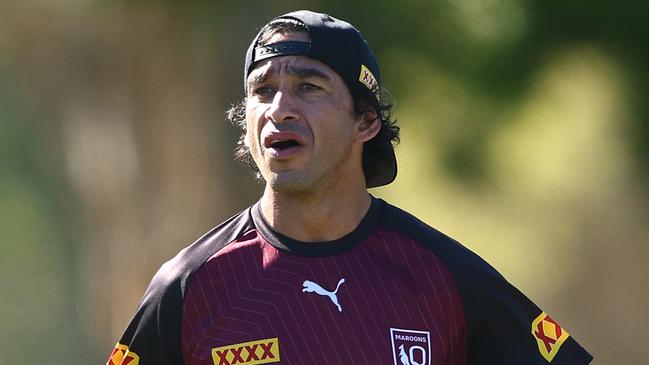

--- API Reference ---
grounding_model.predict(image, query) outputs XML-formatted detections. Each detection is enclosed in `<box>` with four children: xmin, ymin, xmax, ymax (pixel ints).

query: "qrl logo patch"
<box><xmin>532</xmin><ymin>312</ymin><xmax>570</xmax><ymax>362</ymax></box>
<box><xmin>107</xmin><ymin>344</ymin><xmax>139</xmax><ymax>365</ymax></box>
<box><xmin>390</xmin><ymin>328</ymin><xmax>431</xmax><ymax>365</ymax></box>
<box><xmin>211</xmin><ymin>337</ymin><xmax>280</xmax><ymax>365</ymax></box>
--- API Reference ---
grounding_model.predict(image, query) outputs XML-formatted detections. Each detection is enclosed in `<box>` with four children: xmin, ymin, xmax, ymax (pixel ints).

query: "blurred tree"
<box><xmin>0</xmin><ymin>76</ymin><xmax>93</xmax><ymax>363</ymax></box>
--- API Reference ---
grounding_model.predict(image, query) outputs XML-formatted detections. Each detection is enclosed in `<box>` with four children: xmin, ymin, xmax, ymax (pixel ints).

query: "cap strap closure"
<box><xmin>254</xmin><ymin>41</ymin><xmax>311</xmax><ymax>62</ymax></box>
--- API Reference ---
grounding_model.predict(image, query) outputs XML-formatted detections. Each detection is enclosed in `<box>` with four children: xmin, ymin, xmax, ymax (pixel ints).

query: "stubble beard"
<box><xmin>262</xmin><ymin>142</ymin><xmax>354</xmax><ymax>196</ymax></box>
<box><xmin>265</xmin><ymin>170</ymin><xmax>314</xmax><ymax>194</ymax></box>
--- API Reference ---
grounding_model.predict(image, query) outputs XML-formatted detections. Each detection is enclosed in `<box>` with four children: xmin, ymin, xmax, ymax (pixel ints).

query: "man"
<box><xmin>107</xmin><ymin>10</ymin><xmax>592</xmax><ymax>365</ymax></box>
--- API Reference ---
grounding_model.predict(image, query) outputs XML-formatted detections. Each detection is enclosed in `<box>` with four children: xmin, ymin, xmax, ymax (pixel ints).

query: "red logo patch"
<box><xmin>531</xmin><ymin>312</ymin><xmax>570</xmax><ymax>362</ymax></box>
<box><xmin>107</xmin><ymin>344</ymin><xmax>139</xmax><ymax>365</ymax></box>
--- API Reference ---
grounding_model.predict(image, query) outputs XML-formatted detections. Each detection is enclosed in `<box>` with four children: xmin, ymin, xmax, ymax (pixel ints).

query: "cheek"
<box><xmin>244</xmin><ymin>109</ymin><xmax>262</xmax><ymax>149</ymax></box>
<box><xmin>317</xmin><ymin>94</ymin><xmax>357</xmax><ymax>141</ymax></box>
<box><xmin>319</xmin><ymin>110</ymin><xmax>357</xmax><ymax>141</ymax></box>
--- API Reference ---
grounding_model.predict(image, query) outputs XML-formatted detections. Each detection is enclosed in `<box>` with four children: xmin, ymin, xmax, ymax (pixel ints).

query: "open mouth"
<box><xmin>270</xmin><ymin>139</ymin><xmax>301</xmax><ymax>150</ymax></box>
<box><xmin>263</xmin><ymin>131</ymin><xmax>305</xmax><ymax>158</ymax></box>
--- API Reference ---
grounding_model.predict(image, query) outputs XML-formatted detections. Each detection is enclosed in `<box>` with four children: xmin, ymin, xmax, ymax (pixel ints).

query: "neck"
<box><xmin>260</xmin><ymin>180</ymin><xmax>372</xmax><ymax>242</ymax></box>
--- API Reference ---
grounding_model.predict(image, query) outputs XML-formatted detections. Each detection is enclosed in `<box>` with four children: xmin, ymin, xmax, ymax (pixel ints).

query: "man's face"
<box><xmin>245</xmin><ymin>32</ymin><xmax>364</xmax><ymax>193</ymax></box>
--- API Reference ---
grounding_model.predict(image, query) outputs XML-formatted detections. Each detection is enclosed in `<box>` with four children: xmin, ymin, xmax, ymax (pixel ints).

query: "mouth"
<box><xmin>269</xmin><ymin>139</ymin><xmax>301</xmax><ymax>150</ymax></box>
<box><xmin>263</xmin><ymin>132</ymin><xmax>305</xmax><ymax>158</ymax></box>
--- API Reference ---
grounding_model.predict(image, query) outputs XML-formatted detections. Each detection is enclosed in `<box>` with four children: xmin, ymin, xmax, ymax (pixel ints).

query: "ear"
<box><xmin>355</xmin><ymin>109</ymin><xmax>381</xmax><ymax>143</ymax></box>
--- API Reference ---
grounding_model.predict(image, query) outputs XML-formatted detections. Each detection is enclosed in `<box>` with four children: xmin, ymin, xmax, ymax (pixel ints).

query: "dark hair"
<box><xmin>229</xmin><ymin>18</ymin><xmax>400</xmax><ymax>183</ymax></box>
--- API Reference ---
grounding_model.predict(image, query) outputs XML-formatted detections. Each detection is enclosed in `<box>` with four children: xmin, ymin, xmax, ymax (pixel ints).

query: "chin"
<box><xmin>265</xmin><ymin>171</ymin><xmax>316</xmax><ymax>194</ymax></box>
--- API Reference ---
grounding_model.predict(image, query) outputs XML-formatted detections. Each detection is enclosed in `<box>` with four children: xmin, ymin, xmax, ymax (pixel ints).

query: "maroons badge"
<box><xmin>390</xmin><ymin>328</ymin><xmax>431</xmax><ymax>365</ymax></box>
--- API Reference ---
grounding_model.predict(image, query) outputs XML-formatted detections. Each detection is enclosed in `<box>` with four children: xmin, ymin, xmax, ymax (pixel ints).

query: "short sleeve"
<box><xmin>464</xmin><ymin>262</ymin><xmax>593</xmax><ymax>365</ymax></box>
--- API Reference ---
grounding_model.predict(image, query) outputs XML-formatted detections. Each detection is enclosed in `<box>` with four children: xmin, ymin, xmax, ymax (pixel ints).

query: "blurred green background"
<box><xmin>1</xmin><ymin>1</ymin><xmax>647</xmax><ymax>364</ymax></box>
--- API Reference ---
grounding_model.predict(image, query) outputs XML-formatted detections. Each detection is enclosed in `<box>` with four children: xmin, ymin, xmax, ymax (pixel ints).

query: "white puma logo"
<box><xmin>302</xmin><ymin>278</ymin><xmax>346</xmax><ymax>312</ymax></box>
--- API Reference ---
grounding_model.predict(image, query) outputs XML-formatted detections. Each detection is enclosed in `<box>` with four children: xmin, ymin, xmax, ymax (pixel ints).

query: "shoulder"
<box><xmin>376</xmin><ymin>198</ymin><xmax>502</xmax><ymax>282</ymax></box>
<box><xmin>115</xmin><ymin>206</ymin><xmax>257</xmax><ymax>361</ymax></box>
<box><xmin>375</xmin><ymin>199</ymin><xmax>527</xmax><ymax>315</ymax></box>
<box><xmin>148</xmin><ymin>206</ymin><xmax>257</xmax><ymax>300</ymax></box>
<box><xmin>375</xmin><ymin>199</ymin><xmax>509</xmax><ymax>335</ymax></box>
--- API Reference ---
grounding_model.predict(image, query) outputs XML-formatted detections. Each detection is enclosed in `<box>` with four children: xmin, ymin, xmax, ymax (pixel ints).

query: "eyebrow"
<box><xmin>247</xmin><ymin>64</ymin><xmax>332</xmax><ymax>88</ymax></box>
<box><xmin>289</xmin><ymin>65</ymin><xmax>331</xmax><ymax>81</ymax></box>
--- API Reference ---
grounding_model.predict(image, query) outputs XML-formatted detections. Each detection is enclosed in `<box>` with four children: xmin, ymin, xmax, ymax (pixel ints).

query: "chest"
<box><xmin>181</xmin><ymin>242</ymin><xmax>467</xmax><ymax>365</ymax></box>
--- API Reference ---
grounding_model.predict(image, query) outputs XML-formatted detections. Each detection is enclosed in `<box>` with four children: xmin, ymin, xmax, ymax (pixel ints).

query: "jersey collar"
<box><xmin>252</xmin><ymin>196</ymin><xmax>383</xmax><ymax>256</ymax></box>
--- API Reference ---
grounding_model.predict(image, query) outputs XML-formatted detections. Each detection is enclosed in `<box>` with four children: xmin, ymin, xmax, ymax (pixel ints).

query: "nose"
<box><xmin>265</xmin><ymin>88</ymin><xmax>299</xmax><ymax>124</ymax></box>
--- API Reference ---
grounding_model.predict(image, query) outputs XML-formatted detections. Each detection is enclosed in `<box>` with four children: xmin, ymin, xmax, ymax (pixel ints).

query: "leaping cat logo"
<box><xmin>302</xmin><ymin>278</ymin><xmax>346</xmax><ymax>312</ymax></box>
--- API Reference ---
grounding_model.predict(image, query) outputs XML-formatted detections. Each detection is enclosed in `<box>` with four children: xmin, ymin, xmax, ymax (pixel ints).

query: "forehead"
<box><xmin>247</xmin><ymin>55</ymin><xmax>337</xmax><ymax>84</ymax></box>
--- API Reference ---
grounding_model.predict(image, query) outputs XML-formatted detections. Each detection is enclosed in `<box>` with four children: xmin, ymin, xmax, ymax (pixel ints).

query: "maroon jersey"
<box><xmin>107</xmin><ymin>197</ymin><xmax>592</xmax><ymax>365</ymax></box>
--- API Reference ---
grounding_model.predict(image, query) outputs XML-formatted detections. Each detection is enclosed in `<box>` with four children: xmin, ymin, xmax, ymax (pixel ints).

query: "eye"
<box><xmin>300</xmin><ymin>83</ymin><xmax>322</xmax><ymax>92</ymax></box>
<box><xmin>251</xmin><ymin>86</ymin><xmax>275</xmax><ymax>97</ymax></box>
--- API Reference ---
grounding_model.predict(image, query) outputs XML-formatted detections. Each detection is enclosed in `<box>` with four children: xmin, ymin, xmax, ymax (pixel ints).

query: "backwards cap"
<box><xmin>244</xmin><ymin>10</ymin><xmax>397</xmax><ymax>188</ymax></box>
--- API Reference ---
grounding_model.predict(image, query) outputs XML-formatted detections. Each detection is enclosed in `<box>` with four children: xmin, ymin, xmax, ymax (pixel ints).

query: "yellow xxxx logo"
<box><xmin>212</xmin><ymin>338</ymin><xmax>280</xmax><ymax>365</ymax></box>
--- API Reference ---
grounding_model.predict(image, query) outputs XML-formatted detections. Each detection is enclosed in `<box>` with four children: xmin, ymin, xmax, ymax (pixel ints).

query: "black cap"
<box><xmin>244</xmin><ymin>10</ymin><xmax>397</xmax><ymax>188</ymax></box>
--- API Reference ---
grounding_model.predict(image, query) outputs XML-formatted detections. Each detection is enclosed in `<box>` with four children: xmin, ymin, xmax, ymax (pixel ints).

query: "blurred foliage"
<box><xmin>0</xmin><ymin>76</ymin><xmax>90</xmax><ymax>362</ymax></box>
<box><xmin>1</xmin><ymin>0</ymin><xmax>648</xmax><ymax>364</ymax></box>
